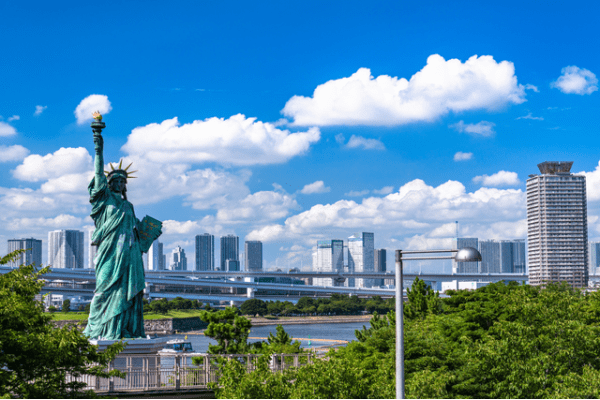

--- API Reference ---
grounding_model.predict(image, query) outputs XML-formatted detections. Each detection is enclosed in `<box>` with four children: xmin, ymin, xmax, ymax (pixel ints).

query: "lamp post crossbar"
<box><xmin>399</xmin><ymin>249</ymin><xmax>458</xmax><ymax>254</ymax></box>
<box><xmin>400</xmin><ymin>256</ymin><xmax>455</xmax><ymax>261</ymax></box>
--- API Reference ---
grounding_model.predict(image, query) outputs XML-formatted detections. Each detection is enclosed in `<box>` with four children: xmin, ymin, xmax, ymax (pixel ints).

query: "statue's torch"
<box><xmin>91</xmin><ymin>111</ymin><xmax>105</xmax><ymax>137</ymax></box>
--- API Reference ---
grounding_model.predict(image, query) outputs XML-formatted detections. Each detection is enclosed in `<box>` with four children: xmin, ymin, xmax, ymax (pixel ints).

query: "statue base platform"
<box><xmin>89</xmin><ymin>336</ymin><xmax>170</xmax><ymax>354</ymax></box>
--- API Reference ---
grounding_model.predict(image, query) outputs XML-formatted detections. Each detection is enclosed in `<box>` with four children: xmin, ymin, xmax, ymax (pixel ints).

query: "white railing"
<box><xmin>66</xmin><ymin>352</ymin><xmax>313</xmax><ymax>394</ymax></box>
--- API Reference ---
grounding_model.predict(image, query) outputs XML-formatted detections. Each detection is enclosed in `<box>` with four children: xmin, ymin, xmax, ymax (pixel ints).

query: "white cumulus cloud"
<box><xmin>282</xmin><ymin>54</ymin><xmax>527</xmax><ymax>126</ymax></box>
<box><xmin>373</xmin><ymin>186</ymin><xmax>394</xmax><ymax>195</ymax></box>
<box><xmin>581</xmin><ymin>162</ymin><xmax>600</xmax><ymax>202</ymax></box>
<box><xmin>450</xmin><ymin>120</ymin><xmax>496</xmax><ymax>137</ymax></box>
<box><xmin>8</xmin><ymin>214</ymin><xmax>85</xmax><ymax>230</ymax></box>
<box><xmin>34</xmin><ymin>105</ymin><xmax>47</xmax><ymax>116</ymax></box>
<box><xmin>247</xmin><ymin>178</ymin><xmax>526</xmax><ymax>246</ymax></box>
<box><xmin>12</xmin><ymin>147</ymin><xmax>92</xmax><ymax>182</ymax></box>
<box><xmin>8</xmin><ymin>115</ymin><xmax>20</xmax><ymax>121</ymax></box>
<box><xmin>300</xmin><ymin>180</ymin><xmax>330</xmax><ymax>194</ymax></box>
<box><xmin>0</xmin><ymin>145</ymin><xmax>30</xmax><ymax>162</ymax></box>
<box><xmin>473</xmin><ymin>170</ymin><xmax>520</xmax><ymax>187</ymax></box>
<box><xmin>122</xmin><ymin>114</ymin><xmax>320</xmax><ymax>166</ymax></box>
<box><xmin>216</xmin><ymin>191</ymin><xmax>299</xmax><ymax>223</ymax></box>
<box><xmin>345</xmin><ymin>135</ymin><xmax>385</xmax><ymax>150</ymax></box>
<box><xmin>551</xmin><ymin>66</ymin><xmax>598</xmax><ymax>95</ymax></box>
<box><xmin>74</xmin><ymin>95</ymin><xmax>112</xmax><ymax>124</ymax></box>
<box><xmin>345</xmin><ymin>189</ymin><xmax>370</xmax><ymax>197</ymax></box>
<box><xmin>516</xmin><ymin>112</ymin><xmax>543</xmax><ymax>121</ymax></box>
<box><xmin>0</xmin><ymin>122</ymin><xmax>17</xmax><ymax>136</ymax></box>
<box><xmin>454</xmin><ymin>151</ymin><xmax>473</xmax><ymax>161</ymax></box>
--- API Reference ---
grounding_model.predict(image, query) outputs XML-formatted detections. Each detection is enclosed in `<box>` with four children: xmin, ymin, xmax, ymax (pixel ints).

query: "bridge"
<box><xmin>0</xmin><ymin>265</ymin><xmax>528</xmax><ymax>303</ymax></box>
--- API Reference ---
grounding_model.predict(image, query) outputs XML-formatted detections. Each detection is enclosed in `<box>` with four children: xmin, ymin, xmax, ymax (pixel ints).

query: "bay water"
<box><xmin>162</xmin><ymin>321</ymin><xmax>371</xmax><ymax>353</ymax></box>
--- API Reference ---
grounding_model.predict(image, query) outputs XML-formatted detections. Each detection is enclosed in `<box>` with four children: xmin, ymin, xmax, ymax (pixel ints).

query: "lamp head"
<box><xmin>454</xmin><ymin>247</ymin><xmax>482</xmax><ymax>262</ymax></box>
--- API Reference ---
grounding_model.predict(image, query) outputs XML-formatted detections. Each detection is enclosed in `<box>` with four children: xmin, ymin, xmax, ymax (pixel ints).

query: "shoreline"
<box><xmin>52</xmin><ymin>314</ymin><xmax>374</xmax><ymax>334</ymax></box>
<box><xmin>248</xmin><ymin>315</ymin><xmax>372</xmax><ymax>326</ymax></box>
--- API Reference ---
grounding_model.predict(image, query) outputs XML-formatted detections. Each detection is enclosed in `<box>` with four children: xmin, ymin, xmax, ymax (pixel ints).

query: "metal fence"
<box><xmin>66</xmin><ymin>352</ymin><xmax>313</xmax><ymax>394</ymax></box>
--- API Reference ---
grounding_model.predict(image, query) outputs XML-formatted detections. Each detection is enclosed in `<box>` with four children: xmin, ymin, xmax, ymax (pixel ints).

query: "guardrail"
<box><xmin>66</xmin><ymin>352</ymin><xmax>313</xmax><ymax>394</ymax></box>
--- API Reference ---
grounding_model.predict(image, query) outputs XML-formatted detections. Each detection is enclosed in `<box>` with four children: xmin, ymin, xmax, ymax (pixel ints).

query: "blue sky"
<box><xmin>2</xmin><ymin>0</ymin><xmax>600</xmax><ymax>272</ymax></box>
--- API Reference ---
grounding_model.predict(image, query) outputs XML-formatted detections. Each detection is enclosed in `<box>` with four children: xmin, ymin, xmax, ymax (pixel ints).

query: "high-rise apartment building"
<box><xmin>313</xmin><ymin>239</ymin><xmax>344</xmax><ymax>287</ymax></box>
<box><xmin>195</xmin><ymin>234</ymin><xmax>214</xmax><ymax>271</ymax></box>
<box><xmin>527</xmin><ymin>161</ymin><xmax>588</xmax><ymax>287</ymax></box>
<box><xmin>147</xmin><ymin>240</ymin><xmax>164</xmax><ymax>270</ymax></box>
<box><xmin>588</xmin><ymin>242</ymin><xmax>600</xmax><ymax>276</ymax></box>
<box><xmin>245</xmin><ymin>241</ymin><xmax>263</xmax><ymax>271</ymax></box>
<box><xmin>220</xmin><ymin>235</ymin><xmax>239</xmax><ymax>271</ymax></box>
<box><xmin>479</xmin><ymin>239</ymin><xmax>526</xmax><ymax>273</ymax></box>
<box><xmin>453</xmin><ymin>238</ymin><xmax>479</xmax><ymax>273</ymax></box>
<box><xmin>348</xmin><ymin>232</ymin><xmax>375</xmax><ymax>288</ymax></box>
<box><xmin>7</xmin><ymin>238</ymin><xmax>42</xmax><ymax>268</ymax></box>
<box><xmin>48</xmin><ymin>230</ymin><xmax>84</xmax><ymax>269</ymax></box>
<box><xmin>374</xmin><ymin>248</ymin><xmax>387</xmax><ymax>287</ymax></box>
<box><xmin>170</xmin><ymin>246</ymin><xmax>187</xmax><ymax>271</ymax></box>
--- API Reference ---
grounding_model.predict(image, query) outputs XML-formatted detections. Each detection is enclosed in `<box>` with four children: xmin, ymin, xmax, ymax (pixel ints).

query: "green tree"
<box><xmin>62</xmin><ymin>298</ymin><xmax>71</xmax><ymax>313</ymax></box>
<box><xmin>199</xmin><ymin>307</ymin><xmax>252</xmax><ymax>354</ymax></box>
<box><xmin>240</xmin><ymin>298</ymin><xmax>268</xmax><ymax>316</ymax></box>
<box><xmin>0</xmin><ymin>250</ymin><xmax>124</xmax><ymax>398</ymax></box>
<box><xmin>404</xmin><ymin>277</ymin><xmax>441</xmax><ymax>319</ymax></box>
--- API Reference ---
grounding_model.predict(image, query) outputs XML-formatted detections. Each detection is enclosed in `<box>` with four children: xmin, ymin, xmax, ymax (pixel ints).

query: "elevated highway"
<box><xmin>1</xmin><ymin>265</ymin><xmax>528</xmax><ymax>303</ymax></box>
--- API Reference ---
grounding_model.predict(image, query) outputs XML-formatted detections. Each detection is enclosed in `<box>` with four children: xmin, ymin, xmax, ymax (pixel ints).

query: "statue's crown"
<box><xmin>105</xmin><ymin>159</ymin><xmax>137</xmax><ymax>181</ymax></box>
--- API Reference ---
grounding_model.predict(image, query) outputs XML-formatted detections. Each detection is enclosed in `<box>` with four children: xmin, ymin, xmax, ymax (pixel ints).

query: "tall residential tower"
<box><xmin>313</xmin><ymin>239</ymin><xmax>344</xmax><ymax>287</ymax></box>
<box><xmin>527</xmin><ymin>161</ymin><xmax>588</xmax><ymax>287</ymax></box>
<box><xmin>245</xmin><ymin>241</ymin><xmax>263</xmax><ymax>271</ymax></box>
<box><xmin>7</xmin><ymin>238</ymin><xmax>42</xmax><ymax>268</ymax></box>
<box><xmin>48</xmin><ymin>230</ymin><xmax>84</xmax><ymax>269</ymax></box>
<box><xmin>195</xmin><ymin>233</ymin><xmax>214</xmax><ymax>271</ymax></box>
<box><xmin>348</xmin><ymin>232</ymin><xmax>375</xmax><ymax>288</ymax></box>
<box><xmin>220</xmin><ymin>235</ymin><xmax>239</xmax><ymax>271</ymax></box>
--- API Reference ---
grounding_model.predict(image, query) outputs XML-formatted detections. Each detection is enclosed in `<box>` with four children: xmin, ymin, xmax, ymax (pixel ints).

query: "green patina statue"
<box><xmin>84</xmin><ymin>113</ymin><xmax>162</xmax><ymax>340</ymax></box>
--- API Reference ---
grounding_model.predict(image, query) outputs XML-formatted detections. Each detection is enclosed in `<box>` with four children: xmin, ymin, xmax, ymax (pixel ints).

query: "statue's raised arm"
<box><xmin>91</xmin><ymin>111</ymin><xmax>106</xmax><ymax>191</ymax></box>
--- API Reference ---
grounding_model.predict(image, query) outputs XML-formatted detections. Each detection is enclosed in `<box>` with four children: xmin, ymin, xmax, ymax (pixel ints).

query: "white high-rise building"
<box><xmin>527</xmin><ymin>161</ymin><xmax>588</xmax><ymax>288</ymax></box>
<box><xmin>147</xmin><ymin>240</ymin><xmax>164</xmax><ymax>270</ymax></box>
<box><xmin>313</xmin><ymin>240</ymin><xmax>344</xmax><ymax>287</ymax></box>
<box><xmin>170</xmin><ymin>246</ymin><xmax>187</xmax><ymax>271</ymax></box>
<box><xmin>48</xmin><ymin>230</ymin><xmax>84</xmax><ymax>269</ymax></box>
<box><xmin>7</xmin><ymin>238</ymin><xmax>42</xmax><ymax>268</ymax></box>
<box><xmin>479</xmin><ymin>239</ymin><xmax>526</xmax><ymax>273</ymax></box>
<box><xmin>588</xmin><ymin>242</ymin><xmax>600</xmax><ymax>276</ymax></box>
<box><xmin>245</xmin><ymin>241</ymin><xmax>263</xmax><ymax>271</ymax></box>
<box><xmin>348</xmin><ymin>232</ymin><xmax>375</xmax><ymax>288</ymax></box>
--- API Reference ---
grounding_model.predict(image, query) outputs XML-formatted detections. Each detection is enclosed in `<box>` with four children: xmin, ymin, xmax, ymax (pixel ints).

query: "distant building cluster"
<box><xmin>452</xmin><ymin>238</ymin><xmax>525</xmax><ymax>274</ymax></box>
<box><xmin>4</xmin><ymin>162</ymin><xmax>597</xmax><ymax>291</ymax></box>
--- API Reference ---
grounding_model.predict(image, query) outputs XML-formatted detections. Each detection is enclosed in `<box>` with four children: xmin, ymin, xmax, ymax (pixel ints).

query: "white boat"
<box><xmin>160</xmin><ymin>339</ymin><xmax>194</xmax><ymax>353</ymax></box>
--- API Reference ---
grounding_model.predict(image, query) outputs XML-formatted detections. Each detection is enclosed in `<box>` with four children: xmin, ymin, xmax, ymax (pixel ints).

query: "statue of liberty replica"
<box><xmin>84</xmin><ymin>112</ymin><xmax>162</xmax><ymax>340</ymax></box>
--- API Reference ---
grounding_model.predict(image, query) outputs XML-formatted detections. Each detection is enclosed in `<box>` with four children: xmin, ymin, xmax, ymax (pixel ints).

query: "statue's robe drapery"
<box><xmin>83</xmin><ymin>174</ymin><xmax>146</xmax><ymax>340</ymax></box>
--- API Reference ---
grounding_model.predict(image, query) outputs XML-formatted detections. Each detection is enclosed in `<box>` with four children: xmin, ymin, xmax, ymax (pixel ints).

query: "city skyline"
<box><xmin>2</xmin><ymin>2</ymin><xmax>600</xmax><ymax>273</ymax></box>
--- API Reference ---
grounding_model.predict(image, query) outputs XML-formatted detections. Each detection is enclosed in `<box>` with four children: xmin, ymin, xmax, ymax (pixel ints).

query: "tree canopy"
<box><xmin>0</xmin><ymin>250</ymin><xmax>124</xmax><ymax>398</ymax></box>
<box><xmin>210</xmin><ymin>280</ymin><xmax>600</xmax><ymax>399</ymax></box>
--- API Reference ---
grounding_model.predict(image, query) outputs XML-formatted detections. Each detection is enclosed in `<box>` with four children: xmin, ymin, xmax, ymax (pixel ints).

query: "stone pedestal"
<box><xmin>89</xmin><ymin>336</ymin><xmax>170</xmax><ymax>354</ymax></box>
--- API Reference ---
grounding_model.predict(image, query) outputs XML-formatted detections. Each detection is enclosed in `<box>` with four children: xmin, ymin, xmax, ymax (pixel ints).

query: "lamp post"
<box><xmin>394</xmin><ymin>247</ymin><xmax>482</xmax><ymax>400</ymax></box>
